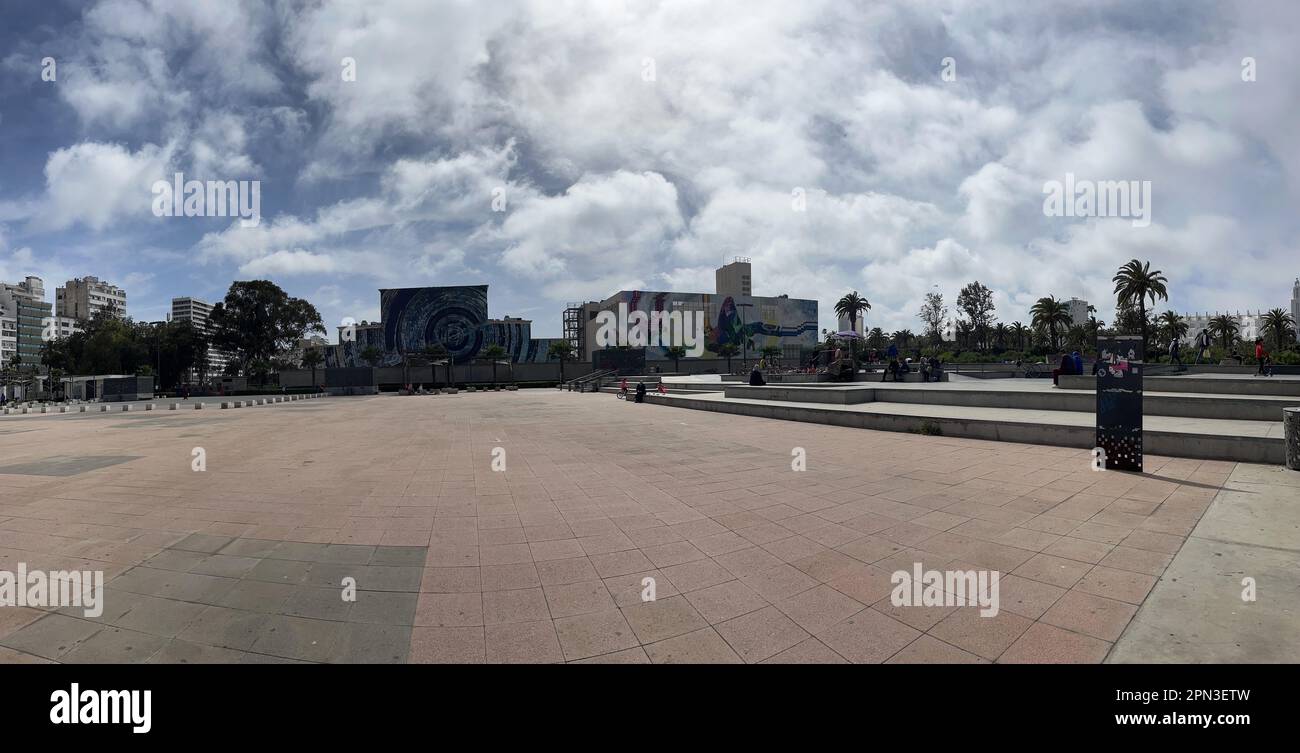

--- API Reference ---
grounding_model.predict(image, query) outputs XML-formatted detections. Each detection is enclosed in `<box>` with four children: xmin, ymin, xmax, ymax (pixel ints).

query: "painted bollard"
<box><xmin>1285</xmin><ymin>407</ymin><xmax>1300</xmax><ymax>472</ymax></box>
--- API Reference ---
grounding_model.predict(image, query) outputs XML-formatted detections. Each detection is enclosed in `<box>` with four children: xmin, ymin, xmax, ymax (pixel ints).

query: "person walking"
<box><xmin>1254</xmin><ymin>338</ymin><xmax>1268</xmax><ymax>376</ymax></box>
<box><xmin>1169</xmin><ymin>337</ymin><xmax>1183</xmax><ymax>370</ymax></box>
<box><xmin>1194</xmin><ymin>329</ymin><xmax>1212</xmax><ymax>365</ymax></box>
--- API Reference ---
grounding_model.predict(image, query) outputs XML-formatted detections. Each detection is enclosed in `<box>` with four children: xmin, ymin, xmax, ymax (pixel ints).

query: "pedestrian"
<box><xmin>1169</xmin><ymin>337</ymin><xmax>1183</xmax><ymax>370</ymax></box>
<box><xmin>1255</xmin><ymin>338</ymin><xmax>1268</xmax><ymax>376</ymax></box>
<box><xmin>634</xmin><ymin>380</ymin><xmax>647</xmax><ymax>402</ymax></box>
<box><xmin>1194</xmin><ymin>329</ymin><xmax>1212</xmax><ymax>364</ymax></box>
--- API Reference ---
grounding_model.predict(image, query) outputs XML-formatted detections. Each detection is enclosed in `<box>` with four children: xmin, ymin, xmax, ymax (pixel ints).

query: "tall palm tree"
<box><xmin>1261</xmin><ymin>308</ymin><xmax>1296</xmax><ymax>351</ymax></box>
<box><xmin>546</xmin><ymin>340</ymin><xmax>575</xmax><ymax>385</ymax></box>
<box><xmin>1112</xmin><ymin>259</ymin><xmax>1168</xmax><ymax>355</ymax></box>
<box><xmin>892</xmin><ymin>330</ymin><xmax>915</xmax><ymax>351</ymax></box>
<box><xmin>1157</xmin><ymin>310</ymin><xmax>1188</xmax><ymax>349</ymax></box>
<box><xmin>301</xmin><ymin>348</ymin><xmax>324</xmax><ymax>389</ymax></box>
<box><xmin>1010</xmin><ymin>321</ymin><xmax>1027</xmax><ymax>351</ymax></box>
<box><xmin>866</xmin><ymin>327</ymin><xmax>886</xmax><ymax>352</ymax></box>
<box><xmin>1030</xmin><ymin>296</ymin><xmax>1072</xmax><ymax>352</ymax></box>
<box><xmin>1208</xmin><ymin>314</ymin><xmax>1239</xmax><ymax>350</ymax></box>
<box><xmin>834</xmin><ymin>292</ymin><xmax>871</xmax><ymax>334</ymax></box>
<box><xmin>993</xmin><ymin>323</ymin><xmax>1008</xmax><ymax>349</ymax></box>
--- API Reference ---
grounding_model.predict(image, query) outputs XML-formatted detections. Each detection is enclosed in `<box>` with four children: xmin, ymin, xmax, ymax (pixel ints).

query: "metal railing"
<box><xmin>564</xmin><ymin>369</ymin><xmax>617</xmax><ymax>392</ymax></box>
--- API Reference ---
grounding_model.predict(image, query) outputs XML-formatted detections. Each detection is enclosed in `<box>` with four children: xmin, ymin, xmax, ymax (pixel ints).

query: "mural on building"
<box><xmin>606</xmin><ymin>291</ymin><xmax>817</xmax><ymax>359</ymax></box>
<box><xmin>325</xmin><ymin>285</ymin><xmax>562</xmax><ymax>367</ymax></box>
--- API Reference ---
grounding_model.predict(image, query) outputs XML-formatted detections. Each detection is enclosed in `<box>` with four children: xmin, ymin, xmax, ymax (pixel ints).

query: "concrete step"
<box><xmin>648</xmin><ymin>392</ymin><xmax>1284</xmax><ymax>464</ymax></box>
<box><xmin>723</xmin><ymin>384</ymin><xmax>1299</xmax><ymax>422</ymax></box>
<box><xmin>1060</xmin><ymin>373</ymin><xmax>1300</xmax><ymax>397</ymax></box>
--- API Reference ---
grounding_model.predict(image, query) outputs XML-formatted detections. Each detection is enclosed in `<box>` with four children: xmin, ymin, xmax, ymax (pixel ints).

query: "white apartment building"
<box><xmin>56</xmin><ymin>276</ymin><xmax>127</xmax><ymax>321</ymax></box>
<box><xmin>171</xmin><ymin>296</ymin><xmax>229</xmax><ymax>378</ymax></box>
<box><xmin>1180</xmin><ymin>311</ymin><xmax>1263</xmax><ymax>342</ymax></box>
<box><xmin>0</xmin><ymin>312</ymin><xmax>16</xmax><ymax>368</ymax></box>
<box><xmin>1066</xmin><ymin>297</ymin><xmax>1091</xmax><ymax>327</ymax></box>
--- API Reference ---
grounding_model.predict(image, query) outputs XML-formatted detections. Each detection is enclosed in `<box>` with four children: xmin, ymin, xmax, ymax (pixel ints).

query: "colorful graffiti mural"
<box><xmin>599</xmin><ymin>291</ymin><xmax>817</xmax><ymax>359</ymax></box>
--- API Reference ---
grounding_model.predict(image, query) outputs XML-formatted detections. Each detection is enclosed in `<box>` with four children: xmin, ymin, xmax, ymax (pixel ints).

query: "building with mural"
<box><xmin>324</xmin><ymin>285</ymin><xmax>563</xmax><ymax>367</ymax></box>
<box><xmin>576</xmin><ymin>260</ymin><xmax>818</xmax><ymax>363</ymax></box>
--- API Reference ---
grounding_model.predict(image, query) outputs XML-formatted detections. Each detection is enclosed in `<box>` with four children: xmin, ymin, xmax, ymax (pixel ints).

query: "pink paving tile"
<box><xmin>999</xmin><ymin>622</ymin><xmax>1112</xmax><ymax>664</ymax></box>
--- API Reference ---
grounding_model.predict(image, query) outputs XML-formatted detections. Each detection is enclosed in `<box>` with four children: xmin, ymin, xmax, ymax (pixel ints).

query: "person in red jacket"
<box><xmin>1255</xmin><ymin>338</ymin><xmax>1269</xmax><ymax>376</ymax></box>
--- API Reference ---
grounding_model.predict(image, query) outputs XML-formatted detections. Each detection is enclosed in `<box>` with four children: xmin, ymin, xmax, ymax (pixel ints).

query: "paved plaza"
<box><xmin>0</xmin><ymin>390</ymin><xmax>1294</xmax><ymax>663</ymax></box>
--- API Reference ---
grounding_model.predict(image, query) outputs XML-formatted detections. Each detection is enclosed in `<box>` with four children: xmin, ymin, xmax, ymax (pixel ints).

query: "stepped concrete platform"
<box><xmin>726</xmin><ymin>381</ymin><xmax>1299</xmax><ymax>422</ymax></box>
<box><xmin>1061</xmin><ymin>372</ymin><xmax>1300</xmax><ymax>397</ymax></box>
<box><xmin>648</xmin><ymin>387</ymin><xmax>1286</xmax><ymax>464</ymax></box>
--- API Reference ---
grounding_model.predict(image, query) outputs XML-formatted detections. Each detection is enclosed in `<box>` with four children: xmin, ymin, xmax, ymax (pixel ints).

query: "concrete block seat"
<box><xmin>648</xmin><ymin>390</ymin><xmax>1284</xmax><ymax>464</ymax></box>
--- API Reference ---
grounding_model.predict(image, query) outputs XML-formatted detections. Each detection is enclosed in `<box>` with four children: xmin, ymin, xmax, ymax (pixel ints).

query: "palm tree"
<box><xmin>1010</xmin><ymin>321</ymin><xmax>1027</xmax><ymax>351</ymax></box>
<box><xmin>866</xmin><ymin>328</ymin><xmax>886</xmax><ymax>352</ymax></box>
<box><xmin>664</xmin><ymin>345</ymin><xmax>687</xmax><ymax>373</ymax></box>
<box><xmin>892</xmin><ymin>330</ymin><xmax>915</xmax><ymax>351</ymax></box>
<box><xmin>717</xmin><ymin>343</ymin><xmax>740</xmax><ymax>374</ymax></box>
<box><xmin>1030</xmin><ymin>296</ymin><xmax>1071</xmax><ymax>352</ymax></box>
<box><xmin>1208</xmin><ymin>314</ymin><xmax>1239</xmax><ymax>350</ymax></box>
<box><xmin>301</xmin><ymin>348</ymin><xmax>324</xmax><ymax>390</ymax></box>
<box><xmin>1112</xmin><ymin>259</ymin><xmax>1168</xmax><ymax>355</ymax></box>
<box><xmin>833</xmin><ymin>292</ymin><xmax>871</xmax><ymax>334</ymax></box>
<box><xmin>547</xmin><ymin>341</ymin><xmax>575</xmax><ymax>385</ymax></box>
<box><xmin>994</xmin><ymin>323</ymin><xmax>1008</xmax><ymax>349</ymax></box>
<box><xmin>1261</xmin><ymin>308</ymin><xmax>1296</xmax><ymax>351</ymax></box>
<box><xmin>1157</xmin><ymin>311</ymin><xmax>1188</xmax><ymax>350</ymax></box>
<box><xmin>481</xmin><ymin>344</ymin><xmax>508</xmax><ymax>386</ymax></box>
<box><xmin>359</xmin><ymin>346</ymin><xmax>383</xmax><ymax>368</ymax></box>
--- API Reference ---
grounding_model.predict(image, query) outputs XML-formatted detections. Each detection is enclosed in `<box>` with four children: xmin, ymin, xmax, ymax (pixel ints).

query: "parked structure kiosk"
<box><xmin>1095</xmin><ymin>335</ymin><xmax>1144</xmax><ymax>472</ymax></box>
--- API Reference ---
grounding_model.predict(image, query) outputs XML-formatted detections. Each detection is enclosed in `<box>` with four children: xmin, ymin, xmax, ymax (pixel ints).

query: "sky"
<box><xmin>1</xmin><ymin>0</ymin><xmax>1298</xmax><ymax>342</ymax></box>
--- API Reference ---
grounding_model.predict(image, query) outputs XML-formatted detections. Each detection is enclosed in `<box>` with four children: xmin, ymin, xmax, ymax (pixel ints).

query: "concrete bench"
<box><xmin>195</xmin><ymin>402</ymin><xmax>204</xmax><ymax>409</ymax></box>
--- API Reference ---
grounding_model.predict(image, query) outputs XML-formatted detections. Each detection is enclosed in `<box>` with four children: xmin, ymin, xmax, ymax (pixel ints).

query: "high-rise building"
<box><xmin>1066</xmin><ymin>297</ymin><xmax>1091</xmax><ymax>327</ymax></box>
<box><xmin>0</xmin><ymin>277</ymin><xmax>51</xmax><ymax>368</ymax></box>
<box><xmin>1291</xmin><ymin>278</ymin><xmax>1299</xmax><ymax>343</ymax></box>
<box><xmin>0</xmin><ymin>311</ymin><xmax>16</xmax><ymax>368</ymax></box>
<box><xmin>171</xmin><ymin>296</ymin><xmax>229</xmax><ymax>378</ymax></box>
<box><xmin>715</xmin><ymin>258</ymin><xmax>752</xmax><ymax>299</ymax></box>
<box><xmin>56</xmin><ymin>276</ymin><xmax>127</xmax><ymax>321</ymax></box>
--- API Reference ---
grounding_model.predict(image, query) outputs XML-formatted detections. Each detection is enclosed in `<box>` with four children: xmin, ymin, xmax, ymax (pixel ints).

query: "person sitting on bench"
<box><xmin>928</xmin><ymin>356</ymin><xmax>942</xmax><ymax>382</ymax></box>
<box><xmin>881</xmin><ymin>357</ymin><xmax>902</xmax><ymax>382</ymax></box>
<box><xmin>1052</xmin><ymin>353</ymin><xmax>1077</xmax><ymax>386</ymax></box>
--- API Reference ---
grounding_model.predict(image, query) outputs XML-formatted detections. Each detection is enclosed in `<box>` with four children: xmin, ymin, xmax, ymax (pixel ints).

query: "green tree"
<box><xmin>664</xmin><ymin>345</ymin><xmax>687</xmax><ymax>374</ymax></box>
<box><xmin>716</xmin><ymin>342</ymin><xmax>740</xmax><ymax>373</ymax></box>
<box><xmin>359</xmin><ymin>346</ymin><xmax>383</xmax><ymax>367</ymax></box>
<box><xmin>1030</xmin><ymin>296</ymin><xmax>1071</xmax><ymax>352</ymax></box>
<box><xmin>1112</xmin><ymin>259</ymin><xmax>1168</xmax><ymax>355</ymax></box>
<box><xmin>208</xmin><ymin>280</ymin><xmax>325</xmax><ymax>377</ymax></box>
<box><xmin>302</xmin><ymin>348</ymin><xmax>324</xmax><ymax>388</ymax></box>
<box><xmin>1261</xmin><ymin>308</ymin><xmax>1296</xmax><ymax>351</ymax></box>
<box><xmin>480</xmin><ymin>344</ymin><xmax>508</xmax><ymax>385</ymax></box>
<box><xmin>1010</xmin><ymin>321</ymin><xmax>1027</xmax><ymax>351</ymax></box>
<box><xmin>866</xmin><ymin>328</ymin><xmax>886</xmax><ymax>352</ymax></box>
<box><xmin>1157</xmin><ymin>311</ymin><xmax>1188</xmax><ymax>350</ymax></box>
<box><xmin>917</xmin><ymin>292</ymin><xmax>947</xmax><ymax>346</ymax></box>
<box><xmin>834</xmin><ymin>291</ymin><xmax>871</xmax><ymax>334</ymax></box>
<box><xmin>957</xmin><ymin>281</ymin><xmax>997</xmax><ymax>351</ymax></box>
<box><xmin>546</xmin><ymin>340</ymin><xmax>575</xmax><ymax>384</ymax></box>
<box><xmin>1208</xmin><ymin>314</ymin><xmax>1239</xmax><ymax>350</ymax></box>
